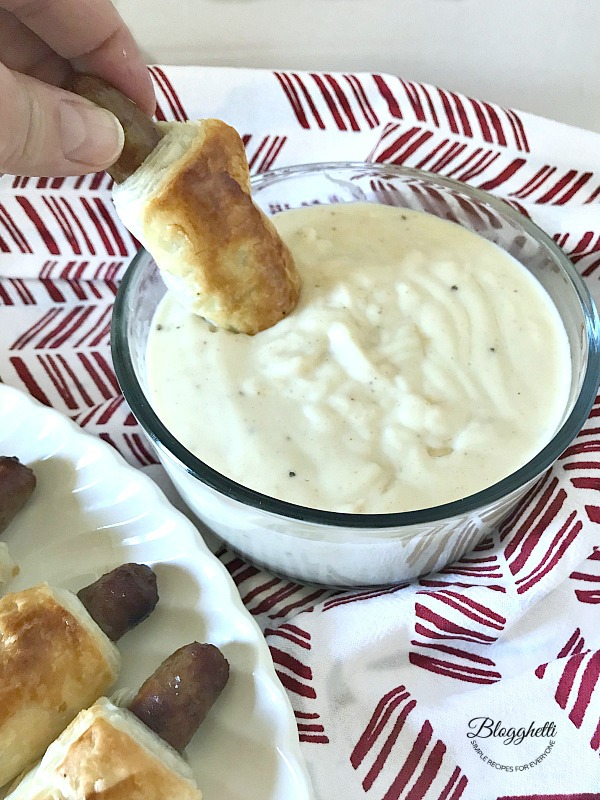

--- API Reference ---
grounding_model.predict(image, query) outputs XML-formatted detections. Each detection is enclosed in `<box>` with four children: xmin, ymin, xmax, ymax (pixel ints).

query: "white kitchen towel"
<box><xmin>1</xmin><ymin>66</ymin><xmax>600</xmax><ymax>800</ymax></box>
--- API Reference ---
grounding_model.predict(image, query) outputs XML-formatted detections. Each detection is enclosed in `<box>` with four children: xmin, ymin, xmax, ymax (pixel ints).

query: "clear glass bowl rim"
<box><xmin>111</xmin><ymin>160</ymin><xmax>600</xmax><ymax>529</ymax></box>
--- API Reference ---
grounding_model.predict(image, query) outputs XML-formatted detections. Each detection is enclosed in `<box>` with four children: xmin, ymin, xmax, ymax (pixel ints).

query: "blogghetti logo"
<box><xmin>466</xmin><ymin>717</ymin><xmax>558</xmax><ymax>773</ymax></box>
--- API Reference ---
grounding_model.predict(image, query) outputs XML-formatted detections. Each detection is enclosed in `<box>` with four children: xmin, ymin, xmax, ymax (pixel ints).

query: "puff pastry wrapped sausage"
<box><xmin>0</xmin><ymin>566</ymin><xmax>158</xmax><ymax>788</ymax></box>
<box><xmin>71</xmin><ymin>75</ymin><xmax>301</xmax><ymax>335</ymax></box>
<box><xmin>0</xmin><ymin>584</ymin><xmax>120</xmax><ymax>787</ymax></box>
<box><xmin>7</xmin><ymin>642</ymin><xmax>230</xmax><ymax>800</ymax></box>
<box><xmin>6</xmin><ymin>699</ymin><xmax>202</xmax><ymax>800</ymax></box>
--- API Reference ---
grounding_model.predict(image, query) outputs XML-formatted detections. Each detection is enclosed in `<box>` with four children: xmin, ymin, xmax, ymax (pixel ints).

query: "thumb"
<box><xmin>0</xmin><ymin>67</ymin><xmax>124</xmax><ymax>178</ymax></box>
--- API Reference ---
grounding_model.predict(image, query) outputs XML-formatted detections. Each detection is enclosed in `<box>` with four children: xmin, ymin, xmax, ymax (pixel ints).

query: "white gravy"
<box><xmin>146</xmin><ymin>203</ymin><xmax>571</xmax><ymax>513</ymax></box>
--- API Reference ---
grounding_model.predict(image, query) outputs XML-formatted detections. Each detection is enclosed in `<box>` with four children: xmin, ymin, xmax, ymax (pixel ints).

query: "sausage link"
<box><xmin>69</xmin><ymin>74</ymin><xmax>164</xmax><ymax>183</ymax></box>
<box><xmin>128</xmin><ymin>642</ymin><xmax>229</xmax><ymax>752</ymax></box>
<box><xmin>0</xmin><ymin>456</ymin><xmax>36</xmax><ymax>534</ymax></box>
<box><xmin>77</xmin><ymin>563</ymin><xmax>158</xmax><ymax>641</ymax></box>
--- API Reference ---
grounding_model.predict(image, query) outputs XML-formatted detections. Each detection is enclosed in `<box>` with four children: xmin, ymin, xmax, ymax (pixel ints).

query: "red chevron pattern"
<box><xmin>372</xmin><ymin>75</ymin><xmax>529</xmax><ymax>153</ymax></box>
<box><xmin>350</xmin><ymin>685</ymin><xmax>469</xmax><ymax>798</ymax></box>
<box><xmin>2</xmin><ymin>64</ymin><xmax>600</xmax><ymax>797</ymax></box>
<box><xmin>535</xmin><ymin>631</ymin><xmax>600</xmax><ymax>754</ymax></box>
<box><xmin>264</xmin><ymin>624</ymin><xmax>329</xmax><ymax>741</ymax></box>
<box><xmin>409</xmin><ymin>588</ymin><xmax>504</xmax><ymax>685</ymax></box>
<box><xmin>556</xmin><ymin>395</ymin><xmax>600</xmax><ymax>524</ymax></box>
<box><xmin>150</xmin><ymin>65</ymin><xmax>189</xmax><ymax>122</ymax></box>
<box><xmin>499</xmin><ymin>471</ymin><xmax>583</xmax><ymax>595</ymax></box>
<box><xmin>570</xmin><ymin>549</ymin><xmax>600</xmax><ymax>604</ymax></box>
<box><xmin>243</xmin><ymin>134</ymin><xmax>289</xmax><ymax>174</ymax></box>
<box><xmin>275</xmin><ymin>71</ymin><xmax>380</xmax><ymax>131</ymax></box>
<box><xmin>221</xmin><ymin>552</ymin><xmax>331</xmax><ymax>622</ymax></box>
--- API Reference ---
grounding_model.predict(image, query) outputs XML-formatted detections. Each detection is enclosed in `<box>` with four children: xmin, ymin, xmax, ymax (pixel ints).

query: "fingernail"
<box><xmin>60</xmin><ymin>100</ymin><xmax>124</xmax><ymax>166</ymax></box>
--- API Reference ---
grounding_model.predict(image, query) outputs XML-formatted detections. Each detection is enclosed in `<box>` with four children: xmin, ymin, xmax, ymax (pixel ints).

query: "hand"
<box><xmin>0</xmin><ymin>0</ymin><xmax>155</xmax><ymax>177</ymax></box>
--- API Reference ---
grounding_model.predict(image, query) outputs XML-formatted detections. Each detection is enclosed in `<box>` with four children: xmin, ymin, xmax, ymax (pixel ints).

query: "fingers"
<box><xmin>0</xmin><ymin>9</ymin><xmax>69</xmax><ymax>87</ymax></box>
<box><xmin>1</xmin><ymin>0</ymin><xmax>155</xmax><ymax>115</ymax></box>
<box><xmin>0</xmin><ymin>66</ymin><xmax>124</xmax><ymax>177</ymax></box>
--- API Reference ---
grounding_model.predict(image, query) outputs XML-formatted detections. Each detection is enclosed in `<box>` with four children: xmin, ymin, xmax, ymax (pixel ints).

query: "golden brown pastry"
<box><xmin>71</xmin><ymin>75</ymin><xmax>301</xmax><ymax>335</ymax></box>
<box><xmin>5</xmin><ymin>698</ymin><xmax>202</xmax><ymax>800</ymax></box>
<box><xmin>113</xmin><ymin>119</ymin><xmax>301</xmax><ymax>334</ymax></box>
<box><xmin>0</xmin><ymin>584</ymin><xmax>120</xmax><ymax>788</ymax></box>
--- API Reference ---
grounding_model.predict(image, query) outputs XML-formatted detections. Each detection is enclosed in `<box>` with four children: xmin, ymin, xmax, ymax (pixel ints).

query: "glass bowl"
<box><xmin>111</xmin><ymin>162</ymin><xmax>600</xmax><ymax>588</ymax></box>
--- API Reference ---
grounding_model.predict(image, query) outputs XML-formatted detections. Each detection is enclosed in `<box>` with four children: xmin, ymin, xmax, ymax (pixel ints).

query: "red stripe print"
<box><xmin>77</xmin><ymin>352</ymin><xmax>118</xmax><ymax>398</ymax></box>
<box><xmin>373</xmin><ymin>125</ymin><xmax>434</xmax><ymax>164</ymax></box>
<box><xmin>467</xmin><ymin>97</ymin><xmax>493</xmax><ymax>144</ymax></box>
<box><xmin>268</xmin><ymin>588</ymin><xmax>329</xmax><ymax>619</ymax></box>
<box><xmin>123</xmin><ymin>432</ymin><xmax>158</xmax><ymax>466</ymax></box>
<box><xmin>310</xmin><ymin>73</ymin><xmax>348</xmax><ymax>130</ymax></box>
<box><xmin>274</xmin><ymin>72</ymin><xmax>311</xmax><ymax>129</ymax></box>
<box><xmin>42</xmin><ymin>196</ymin><xmax>82</xmax><ymax>254</ymax></box>
<box><xmin>81</xmin><ymin>197</ymin><xmax>115</xmax><ymax>255</ymax></box>
<box><xmin>505</xmin><ymin>107</ymin><xmax>530</xmax><ymax>152</ymax></box>
<box><xmin>74</xmin><ymin>305</ymin><xmax>113</xmax><ymax>348</ymax></box>
<box><xmin>502</xmin><ymin>477</ymin><xmax>562</xmax><ymax>563</ymax></box>
<box><xmin>293</xmin><ymin>72</ymin><xmax>327</xmax><ymax>129</ymax></box>
<box><xmin>402</xmin><ymin>80</ymin><xmax>427</xmax><ymax>123</ymax></box>
<box><xmin>61</xmin><ymin>198</ymin><xmax>96</xmax><ymax>255</ymax></box>
<box><xmin>9</xmin><ymin>357</ymin><xmax>53</xmax><ymax>406</ymax></box>
<box><xmin>511</xmin><ymin>165</ymin><xmax>556</xmax><ymax>199</ymax></box>
<box><xmin>269</xmin><ymin>645</ymin><xmax>317</xmax><ymax>700</ymax></box>
<box><xmin>553</xmin><ymin>171</ymin><xmax>592</xmax><ymax>205</ymax></box>
<box><xmin>419</xmin><ymin>578</ymin><xmax>506</xmax><ymax>594</ymax></box>
<box><xmin>0</xmin><ymin>202</ymin><xmax>33</xmax><ymax>253</ymax></box>
<box><xmin>515</xmin><ymin>513</ymin><xmax>582</xmax><ymax>595</ymax></box>
<box><xmin>409</xmin><ymin>653</ymin><xmax>500</xmax><ymax>685</ymax></box>
<box><xmin>246</xmin><ymin>135</ymin><xmax>288</xmax><ymax>174</ymax></box>
<box><xmin>264</xmin><ymin>624</ymin><xmax>311</xmax><ymax>650</ymax></box>
<box><xmin>437</xmin><ymin>89</ymin><xmax>460</xmax><ymax>133</ymax></box>
<box><xmin>438</xmin><ymin>767</ymin><xmax>467</xmax><ymax>800</ymax></box>
<box><xmin>478</xmin><ymin>158</ymin><xmax>526</xmax><ymax>191</ymax></box>
<box><xmin>294</xmin><ymin>710</ymin><xmax>329</xmax><ymax>744</ymax></box>
<box><xmin>38</xmin><ymin>353</ymin><xmax>79</xmax><ymax>409</ymax></box>
<box><xmin>536</xmin><ymin>637</ymin><xmax>600</xmax><ymax>754</ymax></box>
<box><xmin>78</xmin><ymin>396</ymin><xmax>125</xmax><ymax>428</ymax></box>
<box><xmin>351</xmin><ymin>686</ymin><xmax>413</xmax><ymax>769</ymax></box>
<box><xmin>482</xmin><ymin>101</ymin><xmax>506</xmax><ymax>146</ymax></box>
<box><xmin>93</xmin><ymin>198</ymin><xmax>128</xmax><ymax>256</ymax></box>
<box><xmin>570</xmin><ymin>549</ymin><xmax>600</xmax><ymax>604</ymax></box>
<box><xmin>569</xmin><ymin>651</ymin><xmax>600</xmax><ymax>728</ymax></box>
<box><xmin>9</xmin><ymin>307</ymin><xmax>61</xmax><ymax>350</ymax></box>
<box><xmin>535</xmin><ymin>628</ymin><xmax>585</xmax><ymax>679</ymax></box>
<box><xmin>8</xmin><ymin>278</ymin><xmax>35</xmax><ymax>304</ymax></box>
<box><xmin>457</xmin><ymin>150</ymin><xmax>500</xmax><ymax>183</ymax></box>
<box><xmin>536</xmin><ymin>169</ymin><xmax>579</xmax><ymax>204</ymax></box>
<box><xmin>410</xmin><ymin>591</ymin><xmax>502</xmax><ymax>684</ymax></box>
<box><xmin>15</xmin><ymin>196</ymin><xmax>59</xmax><ymax>254</ymax></box>
<box><xmin>415</xmin><ymin>605</ymin><xmax>497</xmax><ymax>644</ymax></box>
<box><xmin>363</xmin><ymin>699</ymin><xmax>417</xmax><ymax>791</ymax></box>
<box><xmin>323</xmin><ymin>583</ymin><xmax>406</xmax><ymax>611</ymax></box>
<box><xmin>373</xmin><ymin>75</ymin><xmax>403</xmax><ymax>119</ymax></box>
<box><xmin>344</xmin><ymin>74</ymin><xmax>379</xmax><ymax>128</ymax></box>
<box><xmin>323</xmin><ymin>73</ymin><xmax>360</xmax><ymax>131</ymax></box>
<box><xmin>0</xmin><ymin>282</ymin><xmax>13</xmax><ymax>304</ymax></box>
<box><xmin>585</xmin><ymin>183</ymin><xmax>600</xmax><ymax>204</ymax></box>
<box><xmin>383</xmin><ymin>724</ymin><xmax>438</xmax><ymax>800</ymax></box>
<box><xmin>149</xmin><ymin>66</ymin><xmax>188</xmax><ymax>121</ymax></box>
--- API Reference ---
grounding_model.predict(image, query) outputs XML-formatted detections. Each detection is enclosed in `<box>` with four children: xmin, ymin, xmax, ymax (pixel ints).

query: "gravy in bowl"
<box><xmin>146</xmin><ymin>203</ymin><xmax>570</xmax><ymax>513</ymax></box>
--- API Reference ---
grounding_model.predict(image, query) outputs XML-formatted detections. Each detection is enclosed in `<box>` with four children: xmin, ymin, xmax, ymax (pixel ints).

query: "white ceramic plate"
<box><xmin>0</xmin><ymin>383</ymin><xmax>313</xmax><ymax>800</ymax></box>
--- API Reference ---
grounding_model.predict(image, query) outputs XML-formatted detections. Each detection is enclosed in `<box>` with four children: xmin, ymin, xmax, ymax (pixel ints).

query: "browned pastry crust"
<box><xmin>0</xmin><ymin>584</ymin><xmax>120</xmax><ymax>788</ymax></box>
<box><xmin>6</xmin><ymin>699</ymin><xmax>202</xmax><ymax>799</ymax></box>
<box><xmin>113</xmin><ymin>119</ymin><xmax>301</xmax><ymax>335</ymax></box>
